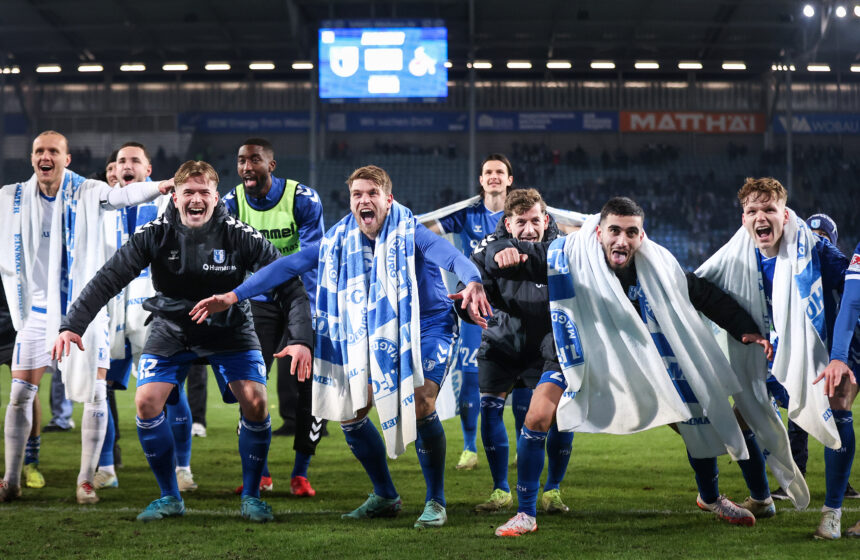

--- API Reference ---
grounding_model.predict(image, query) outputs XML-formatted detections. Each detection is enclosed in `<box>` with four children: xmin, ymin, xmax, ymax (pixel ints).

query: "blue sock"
<box><xmin>416</xmin><ymin>411</ymin><xmax>446</xmax><ymax>506</ymax></box>
<box><xmin>291</xmin><ymin>452</ymin><xmax>311</xmax><ymax>479</ymax></box>
<box><xmin>687</xmin><ymin>452</ymin><xmax>719</xmax><ymax>504</ymax></box>
<box><xmin>824</xmin><ymin>410</ymin><xmax>855</xmax><ymax>509</ymax></box>
<box><xmin>511</xmin><ymin>388</ymin><xmax>533</xmax><ymax>445</ymax></box>
<box><xmin>480</xmin><ymin>395</ymin><xmax>510</xmax><ymax>492</ymax></box>
<box><xmin>737</xmin><ymin>430</ymin><xmax>770</xmax><ymax>500</ymax></box>
<box><xmin>262</xmin><ymin>459</ymin><xmax>271</xmax><ymax>478</ymax></box>
<box><xmin>516</xmin><ymin>427</ymin><xmax>547</xmax><ymax>517</ymax></box>
<box><xmin>167</xmin><ymin>389</ymin><xmax>193</xmax><ymax>468</ymax></box>
<box><xmin>459</xmin><ymin>372</ymin><xmax>480</xmax><ymax>452</ymax></box>
<box><xmin>137</xmin><ymin>412</ymin><xmax>179</xmax><ymax>499</ymax></box>
<box><xmin>544</xmin><ymin>425</ymin><xmax>573</xmax><ymax>491</ymax></box>
<box><xmin>342</xmin><ymin>418</ymin><xmax>398</xmax><ymax>499</ymax></box>
<box><xmin>98</xmin><ymin>409</ymin><xmax>116</xmax><ymax>467</ymax></box>
<box><xmin>239</xmin><ymin>415</ymin><xmax>272</xmax><ymax>499</ymax></box>
<box><xmin>24</xmin><ymin>435</ymin><xmax>41</xmax><ymax>465</ymax></box>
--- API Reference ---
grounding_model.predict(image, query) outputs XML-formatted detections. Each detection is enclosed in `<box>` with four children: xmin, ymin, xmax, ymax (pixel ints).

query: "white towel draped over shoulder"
<box><xmin>313</xmin><ymin>202</ymin><xmax>423</xmax><ymax>458</ymax></box>
<box><xmin>548</xmin><ymin>215</ymin><xmax>745</xmax><ymax>465</ymax></box>
<box><xmin>0</xmin><ymin>171</ymin><xmax>111</xmax><ymax>402</ymax></box>
<box><xmin>695</xmin><ymin>210</ymin><xmax>838</xmax><ymax>509</ymax></box>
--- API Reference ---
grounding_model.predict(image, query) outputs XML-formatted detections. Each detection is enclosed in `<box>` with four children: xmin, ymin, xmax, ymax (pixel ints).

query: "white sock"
<box><xmin>4</xmin><ymin>380</ymin><xmax>38</xmax><ymax>486</ymax></box>
<box><xmin>78</xmin><ymin>380</ymin><xmax>108</xmax><ymax>486</ymax></box>
<box><xmin>176</xmin><ymin>466</ymin><xmax>191</xmax><ymax>473</ymax></box>
<box><xmin>822</xmin><ymin>505</ymin><xmax>842</xmax><ymax>518</ymax></box>
<box><xmin>98</xmin><ymin>465</ymin><xmax>116</xmax><ymax>476</ymax></box>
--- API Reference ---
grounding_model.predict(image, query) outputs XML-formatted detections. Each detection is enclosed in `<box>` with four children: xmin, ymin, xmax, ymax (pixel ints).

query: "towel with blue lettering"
<box><xmin>547</xmin><ymin>214</ymin><xmax>747</xmax><ymax>463</ymax></box>
<box><xmin>313</xmin><ymin>202</ymin><xmax>422</xmax><ymax>459</ymax></box>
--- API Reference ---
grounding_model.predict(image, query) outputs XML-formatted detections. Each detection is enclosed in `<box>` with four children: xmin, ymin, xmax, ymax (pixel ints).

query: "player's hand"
<box><xmin>274</xmin><ymin>344</ymin><xmax>312</xmax><ymax>382</ymax></box>
<box><xmin>741</xmin><ymin>333</ymin><xmax>773</xmax><ymax>361</ymax></box>
<box><xmin>448</xmin><ymin>281</ymin><xmax>492</xmax><ymax>327</ymax></box>
<box><xmin>157</xmin><ymin>178</ymin><xmax>175</xmax><ymax>195</ymax></box>
<box><xmin>51</xmin><ymin>331</ymin><xmax>84</xmax><ymax>362</ymax></box>
<box><xmin>494</xmin><ymin>247</ymin><xmax>528</xmax><ymax>269</ymax></box>
<box><xmin>189</xmin><ymin>292</ymin><xmax>239</xmax><ymax>324</ymax></box>
<box><xmin>813</xmin><ymin>359</ymin><xmax>857</xmax><ymax>398</ymax></box>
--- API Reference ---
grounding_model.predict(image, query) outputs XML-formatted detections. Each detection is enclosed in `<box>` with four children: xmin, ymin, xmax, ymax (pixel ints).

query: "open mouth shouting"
<box><xmin>38</xmin><ymin>163</ymin><xmax>54</xmax><ymax>178</ymax></box>
<box><xmin>242</xmin><ymin>173</ymin><xmax>259</xmax><ymax>188</ymax></box>
<box><xmin>121</xmin><ymin>172</ymin><xmax>136</xmax><ymax>185</ymax></box>
<box><xmin>359</xmin><ymin>208</ymin><xmax>375</xmax><ymax>226</ymax></box>
<box><xmin>755</xmin><ymin>224</ymin><xmax>773</xmax><ymax>243</ymax></box>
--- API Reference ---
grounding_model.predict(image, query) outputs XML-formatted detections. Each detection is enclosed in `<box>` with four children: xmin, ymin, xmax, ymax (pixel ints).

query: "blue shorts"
<box><xmin>537</xmin><ymin>369</ymin><xmax>568</xmax><ymax>390</ymax></box>
<box><xmin>136</xmin><ymin>350</ymin><xmax>267</xmax><ymax>404</ymax></box>
<box><xmin>106</xmin><ymin>340</ymin><xmax>133</xmax><ymax>390</ymax></box>
<box><xmin>456</xmin><ymin>321</ymin><xmax>482</xmax><ymax>374</ymax></box>
<box><xmin>421</xmin><ymin>309</ymin><xmax>457</xmax><ymax>387</ymax></box>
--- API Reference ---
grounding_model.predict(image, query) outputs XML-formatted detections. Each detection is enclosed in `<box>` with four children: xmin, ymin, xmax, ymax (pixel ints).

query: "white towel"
<box><xmin>548</xmin><ymin>214</ymin><xmax>746</xmax><ymax>451</ymax></box>
<box><xmin>313</xmin><ymin>202</ymin><xmax>423</xmax><ymax>458</ymax></box>
<box><xmin>0</xmin><ymin>171</ymin><xmax>109</xmax><ymax>402</ymax></box>
<box><xmin>694</xmin><ymin>209</ymin><xmax>838</xmax><ymax>509</ymax></box>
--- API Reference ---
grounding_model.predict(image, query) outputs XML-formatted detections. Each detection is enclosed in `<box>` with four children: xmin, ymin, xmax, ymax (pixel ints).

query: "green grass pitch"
<box><xmin>0</xmin><ymin>365</ymin><xmax>858</xmax><ymax>559</ymax></box>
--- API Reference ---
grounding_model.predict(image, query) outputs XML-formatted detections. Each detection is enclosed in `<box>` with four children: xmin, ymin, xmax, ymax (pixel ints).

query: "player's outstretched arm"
<box><xmin>274</xmin><ymin>343</ymin><xmax>312</xmax><ymax>381</ymax></box>
<box><xmin>448</xmin><ymin>281</ymin><xmax>492</xmax><ymax>328</ymax></box>
<box><xmin>189</xmin><ymin>292</ymin><xmax>239</xmax><ymax>324</ymax></box>
<box><xmin>814</xmin><ymin>359</ymin><xmax>857</xmax><ymax>398</ymax></box>
<box><xmin>51</xmin><ymin>330</ymin><xmax>84</xmax><ymax>362</ymax></box>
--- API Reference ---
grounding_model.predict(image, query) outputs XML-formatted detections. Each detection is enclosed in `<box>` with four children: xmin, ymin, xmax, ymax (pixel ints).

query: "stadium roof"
<box><xmin>0</xmin><ymin>0</ymin><xmax>858</xmax><ymax>80</ymax></box>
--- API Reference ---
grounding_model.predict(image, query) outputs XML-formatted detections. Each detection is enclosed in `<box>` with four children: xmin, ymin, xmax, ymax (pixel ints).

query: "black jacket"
<box><xmin>483</xmin><ymin>237</ymin><xmax>762</xmax><ymax>345</ymax></box>
<box><xmin>455</xmin><ymin>216</ymin><xmax>561</xmax><ymax>362</ymax></box>
<box><xmin>61</xmin><ymin>199</ymin><xmax>312</xmax><ymax>357</ymax></box>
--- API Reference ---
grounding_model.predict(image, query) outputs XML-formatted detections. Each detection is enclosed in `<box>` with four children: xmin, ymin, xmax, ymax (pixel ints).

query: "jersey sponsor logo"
<box><xmin>213</xmin><ymin>249</ymin><xmax>225</xmax><ymax>264</ymax></box>
<box><xmin>259</xmin><ymin>226</ymin><xmax>296</xmax><ymax>240</ymax></box>
<box><xmin>849</xmin><ymin>254</ymin><xmax>860</xmax><ymax>272</ymax></box>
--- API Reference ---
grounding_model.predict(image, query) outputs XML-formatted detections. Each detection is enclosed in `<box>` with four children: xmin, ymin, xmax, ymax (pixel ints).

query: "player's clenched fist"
<box><xmin>494</xmin><ymin>247</ymin><xmax>528</xmax><ymax>269</ymax></box>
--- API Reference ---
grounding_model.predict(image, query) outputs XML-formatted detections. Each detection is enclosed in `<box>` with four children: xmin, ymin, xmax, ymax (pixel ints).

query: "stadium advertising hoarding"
<box><xmin>177</xmin><ymin>112</ymin><xmax>310</xmax><ymax>133</ymax></box>
<box><xmin>620</xmin><ymin>111</ymin><xmax>765</xmax><ymax>133</ymax></box>
<box><xmin>325</xmin><ymin>111</ymin><xmax>618</xmax><ymax>132</ymax></box>
<box><xmin>318</xmin><ymin>20</ymin><xmax>448</xmax><ymax>101</ymax></box>
<box><xmin>773</xmin><ymin>113</ymin><xmax>860</xmax><ymax>134</ymax></box>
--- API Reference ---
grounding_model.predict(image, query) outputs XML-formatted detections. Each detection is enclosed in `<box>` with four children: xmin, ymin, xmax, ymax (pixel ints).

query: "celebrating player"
<box><xmin>51</xmin><ymin>160</ymin><xmax>312</xmax><ymax>522</ymax></box>
<box><xmin>485</xmin><ymin>197</ymin><xmax>787</xmax><ymax>536</ymax></box>
<box><xmin>223</xmin><ymin>137</ymin><xmax>326</xmax><ymax>496</ymax></box>
<box><xmin>453</xmin><ymin>188</ymin><xmax>574</xmax><ymax>514</ymax></box>
<box><xmin>190</xmin><ymin>164</ymin><xmax>491</xmax><ymax>528</ymax></box>
<box><xmin>698</xmin><ymin>178</ymin><xmax>857</xmax><ymax>539</ymax></box>
<box><xmin>0</xmin><ymin>131</ymin><xmax>170</xmax><ymax>504</ymax></box>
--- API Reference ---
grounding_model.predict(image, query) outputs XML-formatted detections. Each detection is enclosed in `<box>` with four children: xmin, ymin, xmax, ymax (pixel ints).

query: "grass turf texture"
<box><xmin>0</xmin><ymin>365</ymin><xmax>858</xmax><ymax>559</ymax></box>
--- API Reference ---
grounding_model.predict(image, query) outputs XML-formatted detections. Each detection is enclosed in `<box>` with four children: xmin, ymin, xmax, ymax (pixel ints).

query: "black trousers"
<box><xmin>251</xmin><ymin>299</ymin><xmax>325</xmax><ymax>455</ymax></box>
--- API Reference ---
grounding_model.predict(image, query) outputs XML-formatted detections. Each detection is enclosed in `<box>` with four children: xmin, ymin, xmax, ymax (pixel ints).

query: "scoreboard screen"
<box><xmin>318</xmin><ymin>24</ymin><xmax>447</xmax><ymax>100</ymax></box>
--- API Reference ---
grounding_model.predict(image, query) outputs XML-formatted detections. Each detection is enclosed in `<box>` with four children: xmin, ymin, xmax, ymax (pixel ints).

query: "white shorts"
<box><xmin>11</xmin><ymin>308</ymin><xmax>110</xmax><ymax>372</ymax></box>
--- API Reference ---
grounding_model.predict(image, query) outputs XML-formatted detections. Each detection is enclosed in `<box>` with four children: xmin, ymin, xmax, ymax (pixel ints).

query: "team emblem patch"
<box><xmin>850</xmin><ymin>254</ymin><xmax>860</xmax><ymax>272</ymax></box>
<box><xmin>810</xmin><ymin>218</ymin><xmax>821</xmax><ymax>229</ymax></box>
<box><xmin>213</xmin><ymin>249</ymin><xmax>225</xmax><ymax>264</ymax></box>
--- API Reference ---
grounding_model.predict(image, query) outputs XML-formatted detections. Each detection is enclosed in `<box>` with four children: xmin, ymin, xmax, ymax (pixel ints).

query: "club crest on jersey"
<box><xmin>213</xmin><ymin>249</ymin><xmax>225</xmax><ymax>264</ymax></box>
